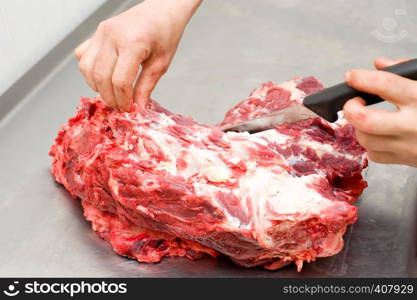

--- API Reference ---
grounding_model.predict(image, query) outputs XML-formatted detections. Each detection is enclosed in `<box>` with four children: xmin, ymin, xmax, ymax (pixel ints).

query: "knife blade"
<box><xmin>220</xmin><ymin>104</ymin><xmax>319</xmax><ymax>133</ymax></box>
<box><xmin>221</xmin><ymin>58</ymin><xmax>417</xmax><ymax>133</ymax></box>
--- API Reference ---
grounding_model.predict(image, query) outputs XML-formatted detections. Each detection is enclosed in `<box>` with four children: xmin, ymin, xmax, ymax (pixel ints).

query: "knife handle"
<box><xmin>303</xmin><ymin>58</ymin><xmax>417</xmax><ymax>122</ymax></box>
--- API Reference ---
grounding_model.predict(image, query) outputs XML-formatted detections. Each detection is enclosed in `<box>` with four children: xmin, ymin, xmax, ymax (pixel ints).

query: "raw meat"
<box><xmin>49</xmin><ymin>77</ymin><xmax>367</xmax><ymax>271</ymax></box>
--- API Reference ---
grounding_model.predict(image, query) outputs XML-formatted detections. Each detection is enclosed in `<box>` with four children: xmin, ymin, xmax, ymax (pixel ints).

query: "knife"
<box><xmin>221</xmin><ymin>58</ymin><xmax>417</xmax><ymax>133</ymax></box>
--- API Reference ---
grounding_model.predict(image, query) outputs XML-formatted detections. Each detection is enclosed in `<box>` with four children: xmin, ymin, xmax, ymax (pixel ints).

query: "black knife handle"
<box><xmin>303</xmin><ymin>58</ymin><xmax>417</xmax><ymax>122</ymax></box>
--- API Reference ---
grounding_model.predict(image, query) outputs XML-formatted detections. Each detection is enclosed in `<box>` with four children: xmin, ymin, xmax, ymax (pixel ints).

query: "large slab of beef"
<box><xmin>49</xmin><ymin>77</ymin><xmax>367</xmax><ymax>271</ymax></box>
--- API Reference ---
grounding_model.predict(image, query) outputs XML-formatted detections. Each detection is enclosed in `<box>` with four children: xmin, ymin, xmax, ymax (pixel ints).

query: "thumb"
<box><xmin>74</xmin><ymin>38</ymin><xmax>91</xmax><ymax>61</ymax></box>
<box><xmin>374</xmin><ymin>57</ymin><xmax>409</xmax><ymax>69</ymax></box>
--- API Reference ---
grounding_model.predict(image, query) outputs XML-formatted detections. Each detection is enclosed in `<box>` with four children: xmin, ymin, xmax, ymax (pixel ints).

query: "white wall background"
<box><xmin>0</xmin><ymin>0</ymin><xmax>106</xmax><ymax>96</ymax></box>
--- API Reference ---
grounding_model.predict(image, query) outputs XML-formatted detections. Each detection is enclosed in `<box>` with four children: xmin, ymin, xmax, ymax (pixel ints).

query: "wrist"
<box><xmin>145</xmin><ymin>0</ymin><xmax>202</xmax><ymax>22</ymax></box>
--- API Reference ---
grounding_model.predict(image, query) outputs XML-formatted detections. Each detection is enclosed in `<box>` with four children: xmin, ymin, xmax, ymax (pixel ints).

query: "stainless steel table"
<box><xmin>1</xmin><ymin>0</ymin><xmax>416</xmax><ymax>277</ymax></box>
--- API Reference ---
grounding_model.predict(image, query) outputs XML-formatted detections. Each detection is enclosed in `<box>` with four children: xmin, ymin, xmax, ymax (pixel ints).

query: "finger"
<box><xmin>374</xmin><ymin>57</ymin><xmax>409</xmax><ymax>69</ymax></box>
<box><xmin>92</xmin><ymin>46</ymin><xmax>118</xmax><ymax>108</ymax></box>
<box><xmin>354</xmin><ymin>129</ymin><xmax>400</xmax><ymax>152</ymax></box>
<box><xmin>367</xmin><ymin>150</ymin><xmax>399</xmax><ymax>164</ymax></box>
<box><xmin>78</xmin><ymin>36</ymin><xmax>102</xmax><ymax>92</ymax></box>
<box><xmin>344</xmin><ymin>69</ymin><xmax>417</xmax><ymax>106</ymax></box>
<box><xmin>74</xmin><ymin>38</ymin><xmax>91</xmax><ymax>61</ymax></box>
<box><xmin>133</xmin><ymin>60</ymin><xmax>167</xmax><ymax>108</ymax></box>
<box><xmin>343</xmin><ymin>97</ymin><xmax>401</xmax><ymax>135</ymax></box>
<box><xmin>112</xmin><ymin>49</ymin><xmax>148</xmax><ymax>112</ymax></box>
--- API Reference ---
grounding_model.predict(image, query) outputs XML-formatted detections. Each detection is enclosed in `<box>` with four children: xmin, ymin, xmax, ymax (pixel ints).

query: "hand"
<box><xmin>75</xmin><ymin>0</ymin><xmax>202</xmax><ymax>111</ymax></box>
<box><xmin>343</xmin><ymin>57</ymin><xmax>417</xmax><ymax>167</ymax></box>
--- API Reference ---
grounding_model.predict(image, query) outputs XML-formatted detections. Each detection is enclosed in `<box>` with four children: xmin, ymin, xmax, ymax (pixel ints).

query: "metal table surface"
<box><xmin>1</xmin><ymin>0</ymin><xmax>416</xmax><ymax>277</ymax></box>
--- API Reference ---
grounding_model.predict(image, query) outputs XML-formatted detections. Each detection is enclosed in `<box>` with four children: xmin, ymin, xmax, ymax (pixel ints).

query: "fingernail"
<box><xmin>376</xmin><ymin>56</ymin><xmax>388</xmax><ymax>61</ymax></box>
<box><xmin>344</xmin><ymin>70</ymin><xmax>351</xmax><ymax>82</ymax></box>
